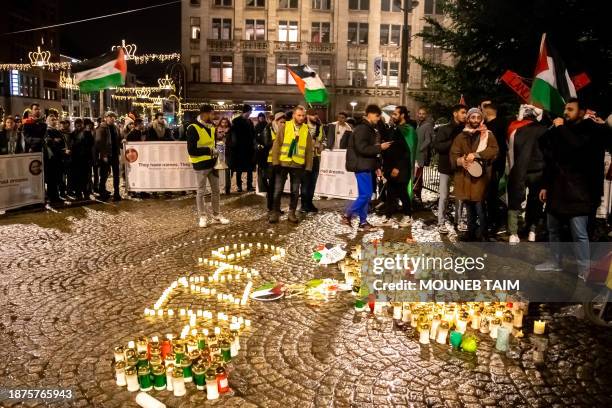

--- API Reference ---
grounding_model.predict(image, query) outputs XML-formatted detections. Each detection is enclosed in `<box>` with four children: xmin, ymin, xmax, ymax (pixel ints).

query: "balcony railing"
<box><xmin>240</xmin><ymin>40</ymin><xmax>269</xmax><ymax>51</ymax></box>
<box><xmin>207</xmin><ymin>39</ymin><xmax>235</xmax><ymax>51</ymax></box>
<box><xmin>274</xmin><ymin>41</ymin><xmax>302</xmax><ymax>51</ymax></box>
<box><xmin>307</xmin><ymin>42</ymin><xmax>335</xmax><ymax>53</ymax></box>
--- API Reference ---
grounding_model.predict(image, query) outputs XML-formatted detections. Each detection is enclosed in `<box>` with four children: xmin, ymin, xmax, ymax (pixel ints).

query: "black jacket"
<box><xmin>0</xmin><ymin>130</ymin><xmax>24</xmax><ymax>155</ymax></box>
<box><xmin>45</xmin><ymin>128</ymin><xmax>67</xmax><ymax>163</ymax></box>
<box><xmin>382</xmin><ymin>125</ymin><xmax>411</xmax><ymax>183</ymax></box>
<box><xmin>256</xmin><ymin>124</ymin><xmax>276</xmax><ymax>167</ymax></box>
<box><xmin>346</xmin><ymin>121</ymin><xmax>381</xmax><ymax>173</ymax></box>
<box><xmin>230</xmin><ymin>116</ymin><xmax>256</xmax><ymax>171</ymax></box>
<box><xmin>94</xmin><ymin>122</ymin><xmax>121</xmax><ymax>162</ymax></box>
<box><xmin>433</xmin><ymin>121</ymin><xmax>464</xmax><ymax>175</ymax></box>
<box><xmin>126</xmin><ymin>129</ymin><xmax>146</xmax><ymax>142</ymax></box>
<box><xmin>540</xmin><ymin>119</ymin><xmax>612</xmax><ymax>217</ymax></box>
<box><xmin>23</xmin><ymin>119</ymin><xmax>47</xmax><ymax>152</ymax></box>
<box><xmin>507</xmin><ymin>122</ymin><xmax>546</xmax><ymax>210</ymax></box>
<box><xmin>186</xmin><ymin>122</ymin><xmax>215</xmax><ymax>171</ymax></box>
<box><xmin>70</xmin><ymin>130</ymin><xmax>95</xmax><ymax>164</ymax></box>
<box><xmin>485</xmin><ymin>116</ymin><xmax>509</xmax><ymax>172</ymax></box>
<box><xmin>147</xmin><ymin>125</ymin><xmax>173</xmax><ymax>141</ymax></box>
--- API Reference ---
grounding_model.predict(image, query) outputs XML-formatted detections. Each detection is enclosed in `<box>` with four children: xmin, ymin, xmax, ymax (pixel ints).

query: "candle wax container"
<box><xmin>456</xmin><ymin>318</ymin><xmax>468</xmax><ymax>334</ymax></box>
<box><xmin>418</xmin><ymin>323</ymin><xmax>430</xmax><ymax>345</ymax></box>
<box><xmin>137</xmin><ymin>366</ymin><xmax>153</xmax><ymax>392</ymax></box>
<box><xmin>490</xmin><ymin>319</ymin><xmax>501</xmax><ymax>339</ymax></box>
<box><xmin>216</xmin><ymin>365</ymin><xmax>230</xmax><ymax>394</ymax></box>
<box><xmin>220</xmin><ymin>340</ymin><xmax>232</xmax><ymax>362</ymax></box>
<box><xmin>436</xmin><ymin>322</ymin><xmax>450</xmax><ymax>345</ymax></box>
<box><xmin>125</xmin><ymin>366</ymin><xmax>140</xmax><ymax>392</ymax></box>
<box><xmin>114</xmin><ymin>346</ymin><xmax>126</xmax><ymax>362</ymax></box>
<box><xmin>172</xmin><ymin>369</ymin><xmax>186</xmax><ymax>397</ymax></box>
<box><xmin>165</xmin><ymin>365</ymin><xmax>174</xmax><ymax>392</ymax></box>
<box><xmin>461</xmin><ymin>335</ymin><xmax>478</xmax><ymax>353</ymax></box>
<box><xmin>393</xmin><ymin>305</ymin><xmax>402</xmax><ymax>320</ymax></box>
<box><xmin>181</xmin><ymin>357</ymin><xmax>193</xmax><ymax>383</ymax></box>
<box><xmin>206</xmin><ymin>369</ymin><xmax>219</xmax><ymax>400</ymax></box>
<box><xmin>533</xmin><ymin>320</ymin><xmax>546</xmax><ymax>335</ymax></box>
<box><xmin>152</xmin><ymin>365</ymin><xmax>167</xmax><ymax>391</ymax></box>
<box><xmin>513</xmin><ymin>309</ymin><xmax>524</xmax><ymax>328</ymax></box>
<box><xmin>471</xmin><ymin>313</ymin><xmax>481</xmax><ymax>330</ymax></box>
<box><xmin>479</xmin><ymin>318</ymin><xmax>490</xmax><ymax>334</ymax></box>
<box><xmin>192</xmin><ymin>364</ymin><xmax>206</xmax><ymax>391</ymax></box>
<box><xmin>449</xmin><ymin>330</ymin><xmax>463</xmax><ymax>350</ymax></box>
<box><xmin>115</xmin><ymin>361</ymin><xmax>127</xmax><ymax>386</ymax></box>
<box><xmin>495</xmin><ymin>327</ymin><xmax>510</xmax><ymax>352</ymax></box>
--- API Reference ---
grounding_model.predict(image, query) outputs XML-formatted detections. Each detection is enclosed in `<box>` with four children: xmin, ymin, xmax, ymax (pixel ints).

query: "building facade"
<box><xmin>181</xmin><ymin>0</ymin><xmax>450</xmax><ymax>119</ymax></box>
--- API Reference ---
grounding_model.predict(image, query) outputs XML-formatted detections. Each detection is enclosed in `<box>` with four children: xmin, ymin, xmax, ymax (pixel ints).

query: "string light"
<box><xmin>28</xmin><ymin>46</ymin><xmax>51</xmax><ymax>67</ymax></box>
<box><xmin>158</xmin><ymin>74</ymin><xmax>174</xmax><ymax>90</ymax></box>
<box><xmin>111</xmin><ymin>39</ymin><xmax>137</xmax><ymax>60</ymax></box>
<box><xmin>59</xmin><ymin>71</ymin><xmax>79</xmax><ymax>90</ymax></box>
<box><xmin>113</xmin><ymin>86</ymin><xmax>168</xmax><ymax>94</ymax></box>
<box><xmin>133</xmin><ymin>53</ymin><xmax>181</xmax><ymax>64</ymax></box>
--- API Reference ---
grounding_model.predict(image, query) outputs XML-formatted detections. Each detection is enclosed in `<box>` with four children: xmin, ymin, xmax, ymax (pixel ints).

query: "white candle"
<box><xmin>419</xmin><ymin>328</ymin><xmax>430</xmax><ymax>345</ymax></box>
<box><xmin>126</xmin><ymin>369</ymin><xmax>140</xmax><ymax>392</ymax></box>
<box><xmin>393</xmin><ymin>305</ymin><xmax>402</xmax><ymax>320</ymax></box>
<box><xmin>241</xmin><ymin>281</ymin><xmax>253</xmax><ymax>306</ymax></box>
<box><xmin>436</xmin><ymin>326</ymin><xmax>449</xmax><ymax>344</ymax></box>
<box><xmin>206</xmin><ymin>376</ymin><xmax>219</xmax><ymax>400</ymax></box>
<box><xmin>456</xmin><ymin>319</ymin><xmax>468</xmax><ymax>334</ymax></box>
<box><xmin>471</xmin><ymin>314</ymin><xmax>481</xmax><ymax>330</ymax></box>
<box><xmin>533</xmin><ymin>320</ymin><xmax>546</xmax><ymax>335</ymax></box>
<box><xmin>401</xmin><ymin>310</ymin><xmax>411</xmax><ymax>323</ymax></box>
<box><xmin>513</xmin><ymin>310</ymin><xmax>524</xmax><ymax>328</ymax></box>
<box><xmin>135</xmin><ymin>392</ymin><xmax>166</xmax><ymax>408</ymax></box>
<box><xmin>430</xmin><ymin>319</ymin><xmax>441</xmax><ymax>340</ymax></box>
<box><xmin>490</xmin><ymin>322</ymin><xmax>500</xmax><ymax>339</ymax></box>
<box><xmin>173</xmin><ymin>373</ymin><xmax>186</xmax><ymax>397</ymax></box>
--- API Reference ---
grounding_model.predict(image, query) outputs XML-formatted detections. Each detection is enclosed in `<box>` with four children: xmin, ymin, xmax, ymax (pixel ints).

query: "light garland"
<box><xmin>158</xmin><ymin>74</ymin><xmax>175</xmax><ymax>90</ymax></box>
<box><xmin>112</xmin><ymin>39</ymin><xmax>137</xmax><ymax>60</ymax></box>
<box><xmin>114</xmin><ymin>86</ymin><xmax>167</xmax><ymax>94</ymax></box>
<box><xmin>59</xmin><ymin>71</ymin><xmax>79</xmax><ymax>90</ymax></box>
<box><xmin>133</xmin><ymin>53</ymin><xmax>181</xmax><ymax>64</ymax></box>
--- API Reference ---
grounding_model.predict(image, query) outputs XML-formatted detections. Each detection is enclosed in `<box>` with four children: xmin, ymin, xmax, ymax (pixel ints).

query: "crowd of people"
<box><xmin>3</xmin><ymin>99</ymin><xmax>612</xmax><ymax>259</ymax></box>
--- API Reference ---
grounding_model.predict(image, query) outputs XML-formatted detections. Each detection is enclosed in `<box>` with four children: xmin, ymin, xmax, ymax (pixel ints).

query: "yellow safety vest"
<box><xmin>188</xmin><ymin>123</ymin><xmax>215</xmax><ymax>164</ymax></box>
<box><xmin>267</xmin><ymin>128</ymin><xmax>276</xmax><ymax>163</ymax></box>
<box><xmin>280</xmin><ymin>120</ymin><xmax>308</xmax><ymax>165</ymax></box>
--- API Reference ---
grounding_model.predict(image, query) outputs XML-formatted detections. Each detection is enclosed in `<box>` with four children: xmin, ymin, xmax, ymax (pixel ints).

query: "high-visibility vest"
<box><xmin>188</xmin><ymin>122</ymin><xmax>215</xmax><ymax>164</ymax></box>
<box><xmin>279</xmin><ymin>120</ymin><xmax>309</xmax><ymax>165</ymax></box>
<box><xmin>267</xmin><ymin>128</ymin><xmax>276</xmax><ymax>163</ymax></box>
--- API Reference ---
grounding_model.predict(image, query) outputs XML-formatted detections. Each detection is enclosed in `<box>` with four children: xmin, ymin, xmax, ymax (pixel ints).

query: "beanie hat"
<box><xmin>466</xmin><ymin>107</ymin><xmax>483</xmax><ymax>118</ymax></box>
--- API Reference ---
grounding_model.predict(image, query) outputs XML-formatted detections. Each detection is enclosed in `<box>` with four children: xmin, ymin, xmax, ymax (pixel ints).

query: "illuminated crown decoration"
<box><xmin>158</xmin><ymin>74</ymin><xmax>174</xmax><ymax>90</ymax></box>
<box><xmin>28</xmin><ymin>46</ymin><xmax>51</xmax><ymax>67</ymax></box>
<box><xmin>112</xmin><ymin>39</ymin><xmax>137</xmax><ymax>61</ymax></box>
<box><xmin>135</xmin><ymin>89</ymin><xmax>151</xmax><ymax>99</ymax></box>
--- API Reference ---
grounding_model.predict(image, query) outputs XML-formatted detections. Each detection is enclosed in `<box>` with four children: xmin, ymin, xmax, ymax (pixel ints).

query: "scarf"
<box><xmin>397</xmin><ymin>123</ymin><xmax>418</xmax><ymax>200</ymax></box>
<box><xmin>506</xmin><ymin>119</ymin><xmax>533</xmax><ymax>171</ymax></box>
<box><xmin>5</xmin><ymin>130</ymin><xmax>18</xmax><ymax>154</ymax></box>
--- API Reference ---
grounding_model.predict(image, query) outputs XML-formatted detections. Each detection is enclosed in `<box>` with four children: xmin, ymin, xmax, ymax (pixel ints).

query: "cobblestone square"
<box><xmin>1</xmin><ymin>194</ymin><xmax>611</xmax><ymax>408</ymax></box>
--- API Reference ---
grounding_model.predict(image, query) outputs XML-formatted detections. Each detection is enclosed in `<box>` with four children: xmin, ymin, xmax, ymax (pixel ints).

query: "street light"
<box><xmin>350</xmin><ymin>101</ymin><xmax>357</xmax><ymax>117</ymax></box>
<box><xmin>399</xmin><ymin>0</ymin><xmax>419</xmax><ymax>106</ymax></box>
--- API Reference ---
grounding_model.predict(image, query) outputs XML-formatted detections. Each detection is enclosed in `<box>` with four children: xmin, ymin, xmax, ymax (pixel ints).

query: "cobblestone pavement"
<box><xmin>1</xmin><ymin>193</ymin><xmax>611</xmax><ymax>408</ymax></box>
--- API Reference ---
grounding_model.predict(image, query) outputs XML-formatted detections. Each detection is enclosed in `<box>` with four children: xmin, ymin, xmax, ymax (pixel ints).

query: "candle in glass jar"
<box><xmin>471</xmin><ymin>313</ymin><xmax>481</xmax><ymax>330</ymax></box>
<box><xmin>513</xmin><ymin>309</ymin><xmax>523</xmax><ymax>328</ymax></box>
<box><xmin>115</xmin><ymin>361</ymin><xmax>127</xmax><ymax>386</ymax></box>
<box><xmin>165</xmin><ymin>365</ymin><xmax>174</xmax><ymax>392</ymax></box>
<box><xmin>205</xmin><ymin>369</ymin><xmax>219</xmax><ymax>400</ymax></box>
<box><xmin>436</xmin><ymin>322</ymin><xmax>450</xmax><ymax>344</ymax></box>
<box><xmin>489</xmin><ymin>318</ymin><xmax>501</xmax><ymax>339</ymax></box>
<box><xmin>479</xmin><ymin>318</ymin><xmax>490</xmax><ymax>334</ymax></box>
<box><xmin>456</xmin><ymin>318</ymin><xmax>468</xmax><ymax>334</ymax></box>
<box><xmin>114</xmin><ymin>346</ymin><xmax>126</xmax><ymax>362</ymax></box>
<box><xmin>533</xmin><ymin>320</ymin><xmax>546</xmax><ymax>335</ymax></box>
<box><xmin>419</xmin><ymin>323</ymin><xmax>430</xmax><ymax>345</ymax></box>
<box><xmin>125</xmin><ymin>366</ymin><xmax>140</xmax><ymax>392</ymax></box>
<box><xmin>495</xmin><ymin>327</ymin><xmax>510</xmax><ymax>352</ymax></box>
<box><xmin>393</xmin><ymin>305</ymin><xmax>402</xmax><ymax>320</ymax></box>
<box><xmin>401</xmin><ymin>309</ymin><xmax>410</xmax><ymax>323</ymax></box>
<box><xmin>429</xmin><ymin>317</ymin><xmax>441</xmax><ymax>340</ymax></box>
<box><xmin>172</xmin><ymin>369</ymin><xmax>186</xmax><ymax>397</ymax></box>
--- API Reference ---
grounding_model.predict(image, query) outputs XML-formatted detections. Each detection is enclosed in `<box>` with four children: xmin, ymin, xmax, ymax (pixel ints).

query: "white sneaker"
<box><xmin>528</xmin><ymin>231</ymin><xmax>536</xmax><ymax>242</ymax></box>
<box><xmin>211</xmin><ymin>215</ymin><xmax>230</xmax><ymax>225</ymax></box>
<box><xmin>198</xmin><ymin>216</ymin><xmax>207</xmax><ymax>228</ymax></box>
<box><xmin>509</xmin><ymin>234</ymin><xmax>520</xmax><ymax>245</ymax></box>
<box><xmin>398</xmin><ymin>216</ymin><xmax>412</xmax><ymax>227</ymax></box>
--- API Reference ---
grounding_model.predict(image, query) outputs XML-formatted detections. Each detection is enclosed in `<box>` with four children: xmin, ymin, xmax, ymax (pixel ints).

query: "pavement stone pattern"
<box><xmin>1</xmin><ymin>192</ymin><xmax>611</xmax><ymax>408</ymax></box>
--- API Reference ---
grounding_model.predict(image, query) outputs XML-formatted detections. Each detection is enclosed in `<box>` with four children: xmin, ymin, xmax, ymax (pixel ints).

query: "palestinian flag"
<box><xmin>530</xmin><ymin>33</ymin><xmax>576</xmax><ymax>116</ymax></box>
<box><xmin>287</xmin><ymin>65</ymin><xmax>329</xmax><ymax>105</ymax></box>
<box><xmin>73</xmin><ymin>49</ymin><xmax>127</xmax><ymax>93</ymax></box>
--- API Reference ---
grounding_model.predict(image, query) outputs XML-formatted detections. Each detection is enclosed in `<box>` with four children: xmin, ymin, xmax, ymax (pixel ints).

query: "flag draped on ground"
<box><xmin>287</xmin><ymin>65</ymin><xmax>329</xmax><ymax>105</ymax></box>
<box><xmin>530</xmin><ymin>33</ymin><xmax>576</xmax><ymax>116</ymax></box>
<box><xmin>72</xmin><ymin>49</ymin><xmax>127</xmax><ymax>93</ymax></box>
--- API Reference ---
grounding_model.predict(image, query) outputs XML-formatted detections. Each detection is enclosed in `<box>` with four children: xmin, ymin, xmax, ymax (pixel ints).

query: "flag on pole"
<box><xmin>287</xmin><ymin>65</ymin><xmax>329</xmax><ymax>105</ymax></box>
<box><xmin>73</xmin><ymin>49</ymin><xmax>127</xmax><ymax>93</ymax></box>
<box><xmin>530</xmin><ymin>33</ymin><xmax>576</xmax><ymax>116</ymax></box>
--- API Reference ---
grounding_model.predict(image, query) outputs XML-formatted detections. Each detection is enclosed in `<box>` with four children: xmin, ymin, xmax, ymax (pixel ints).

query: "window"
<box><xmin>382</xmin><ymin>61</ymin><xmax>399</xmax><ymax>87</ymax></box>
<box><xmin>380</xmin><ymin>24</ymin><xmax>400</xmax><ymax>46</ymax></box>
<box><xmin>244</xmin><ymin>56</ymin><xmax>267</xmax><ymax>84</ymax></box>
<box><xmin>349</xmin><ymin>0</ymin><xmax>368</xmax><ymax>10</ymax></box>
<box><xmin>312</xmin><ymin>0</ymin><xmax>331</xmax><ymax>10</ymax></box>
<box><xmin>424</xmin><ymin>0</ymin><xmax>444</xmax><ymax>15</ymax></box>
<box><xmin>210</xmin><ymin>56</ymin><xmax>233</xmax><ymax>83</ymax></box>
<box><xmin>10</xmin><ymin>70</ymin><xmax>20</xmax><ymax>96</ymax></box>
<box><xmin>381</xmin><ymin>0</ymin><xmax>400</xmax><ymax>12</ymax></box>
<box><xmin>347</xmin><ymin>59</ymin><xmax>366</xmax><ymax>86</ymax></box>
<box><xmin>245</xmin><ymin>20</ymin><xmax>265</xmax><ymax>40</ymax></box>
<box><xmin>311</xmin><ymin>22</ymin><xmax>330</xmax><ymax>43</ymax></box>
<box><xmin>190</xmin><ymin>0</ymin><xmax>201</xmax><ymax>5</ymax></box>
<box><xmin>278</xmin><ymin>21</ymin><xmax>298</xmax><ymax>42</ymax></box>
<box><xmin>279</xmin><ymin>0</ymin><xmax>298</xmax><ymax>8</ymax></box>
<box><xmin>246</xmin><ymin>0</ymin><xmax>265</xmax><ymax>6</ymax></box>
<box><xmin>423</xmin><ymin>26</ymin><xmax>442</xmax><ymax>62</ymax></box>
<box><xmin>348</xmin><ymin>22</ymin><xmax>368</xmax><ymax>44</ymax></box>
<box><xmin>276</xmin><ymin>55</ymin><xmax>299</xmax><ymax>84</ymax></box>
<box><xmin>308</xmin><ymin>56</ymin><xmax>332</xmax><ymax>85</ymax></box>
<box><xmin>213</xmin><ymin>0</ymin><xmax>232</xmax><ymax>6</ymax></box>
<box><xmin>190</xmin><ymin>17</ymin><xmax>201</xmax><ymax>47</ymax></box>
<box><xmin>190</xmin><ymin>55</ymin><xmax>200</xmax><ymax>82</ymax></box>
<box><xmin>212</xmin><ymin>18</ymin><xmax>232</xmax><ymax>40</ymax></box>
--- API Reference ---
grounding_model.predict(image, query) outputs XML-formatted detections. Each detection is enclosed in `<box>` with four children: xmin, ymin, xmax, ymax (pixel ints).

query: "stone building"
<box><xmin>181</xmin><ymin>0</ymin><xmax>451</xmax><ymax>119</ymax></box>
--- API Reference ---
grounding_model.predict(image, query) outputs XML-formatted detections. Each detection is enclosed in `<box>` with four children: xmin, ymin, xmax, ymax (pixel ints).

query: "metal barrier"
<box><xmin>422</xmin><ymin>153</ymin><xmax>440</xmax><ymax>194</ymax></box>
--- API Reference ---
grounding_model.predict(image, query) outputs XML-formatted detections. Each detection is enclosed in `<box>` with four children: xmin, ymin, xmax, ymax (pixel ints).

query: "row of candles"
<box><xmin>113</xmin><ymin>329</ymin><xmax>243</xmax><ymax>400</ymax></box>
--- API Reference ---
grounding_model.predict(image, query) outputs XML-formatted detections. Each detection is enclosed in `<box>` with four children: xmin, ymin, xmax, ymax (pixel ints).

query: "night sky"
<box><xmin>58</xmin><ymin>0</ymin><xmax>181</xmax><ymax>83</ymax></box>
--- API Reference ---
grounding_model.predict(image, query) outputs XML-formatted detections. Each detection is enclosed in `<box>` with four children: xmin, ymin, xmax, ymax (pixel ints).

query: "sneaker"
<box><xmin>534</xmin><ymin>261</ymin><xmax>562</xmax><ymax>272</ymax></box>
<box><xmin>509</xmin><ymin>234</ymin><xmax>520</xmax><ymax>245</ymax></box>
<box><xmin>211</xmin><ymin>215</ymin><xmax>230</xmax><ymax>225</ymax></box>
<box><xmin>528</xmin><ymin>231</ymin><xmax>536</xmax><ymax>242</ymax></box>
<box><xmin>198</xmin><ymin>216</ymin><xmax>207</xmax><ymax>228</ymax></box>
<box><xmin>269</xmin><ymin>211</ymin><xmax>280</xmax><ymax>224</ymax></box>
<box><xmin>397</xmin><ymin>216</ymin><xmax>412</xmax><ymax>228</ymax></box>
<box><xmin>340</xmin><ymin>214</ymin><xmax>352</xmax><ymax>227</ymax></box>
<box><xmin>358</xmin><ymin>222</ymin><xmax>376</xmax><ymax>231</ymax></box>
<box><xmin>288</xmin><ymin>210</ymin><xmax>299</xmax><ymax>223</ymax></box>
<box><xmin>438</xmin><ymin>224</ymin><xmax>449</xmax><ymax>234</ymax></box>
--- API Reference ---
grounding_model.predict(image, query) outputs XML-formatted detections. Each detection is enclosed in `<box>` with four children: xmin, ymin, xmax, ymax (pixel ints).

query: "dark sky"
<box><xmin>58</xmin><ymin>0</ymin><xmax>180</xmax><ymax>83</ymax></box>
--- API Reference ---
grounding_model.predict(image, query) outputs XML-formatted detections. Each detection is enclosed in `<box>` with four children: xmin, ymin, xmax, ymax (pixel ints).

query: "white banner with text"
<box><xmin>0</xmin><ymin>153</ymin><xmax>45</xmax><ymax>211</ymax></box>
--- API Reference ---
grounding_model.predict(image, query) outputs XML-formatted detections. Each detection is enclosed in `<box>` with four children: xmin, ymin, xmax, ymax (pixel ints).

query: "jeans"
<box><xmin>437</xmin><ymin>173</ymin><xmax>464</xmax><ymax>226</ymax></box>
<box><xmin>413</xmin><ymin>165</ymin><xmax>424</xmax><ymax>200</ymax></box>
<box><xmin>385</xmin><ymin>179</ymin><xmax>411</xmax><ymax>217</ymax></box>
<box><xmin>99</xmin><ymin>157</ymin><xmax>120</xmax><ymax>196</ymax></box>
<box><xmin>263</xmin><ymin>166</ymin><xmax>276</xmax><ymax>211</ymax></box>
<box><xmin>236</xmin><ymin>170</ymin><xmax>253</xmax><ymax>191</ymax></box>
<box><xmin>273</xmin><ymin>167</ymin><xmax>303</xmax><ymax>212</ymax></box>
<box><xmin>300</xmin><ymin>156</ymin><xmax>320</xmax><ymax>209</ymax></box>
<box><xmin>507</xmin><ymin>172</ymin><xmax>544</xmax><ymax>235</ymax></box>
<box><xmin>465</xmin><ymin>201</ymin><xmax>486</xmax><ymax>240</ymax></box>
<box><xmin>485</xmin><ymin>166</ymin><xmax>504</xmax><ymax>228</ymax></box>
<box><xmin>195</xmin><ymin>168</ymin><xmax>220</xmax><ymax>217</ymax></box>
<box><xmin>347</xmin><ymin>171</ymin><xmax>374</xmax><ymax>224</ymax></box>
<box><xmin>547</xmin><ymin>213</ymin><xmax>590</xmax><ymax>275</ymax></box>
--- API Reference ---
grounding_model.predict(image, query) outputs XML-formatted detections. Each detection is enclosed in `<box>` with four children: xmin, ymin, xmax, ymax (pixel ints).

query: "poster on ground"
<box><xmin>0</xmin><ymin>153</ymin><xmax>45</xmax><ymax>211</ymax></box>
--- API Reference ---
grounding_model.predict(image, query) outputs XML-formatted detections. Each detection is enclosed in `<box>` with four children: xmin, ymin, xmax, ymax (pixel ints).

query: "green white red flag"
<box><xmin>287</xmin><ymin>65</ymin><xmax>329</xmax><ymax>105</ymax></box>
<box><xmin>72</xmin><ymin>49</ymin><xmax>127</xmax><ymax>93</ymax></box>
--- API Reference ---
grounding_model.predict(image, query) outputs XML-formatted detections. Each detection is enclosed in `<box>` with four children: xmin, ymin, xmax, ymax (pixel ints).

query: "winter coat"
<box><xmin>0</xmin><ymin>129</ymin><xmax>25</xmax><ymax>155</ymax></box>
<box><xmin>22</xmin><ymin>118</ymin><xmax>47</xmax><ymax>152</ymax></box>
<box><xmin>507</xmin><ymin>121</ymin><xmax>546</xmax><ymax>210</ymax></box>
<box><xmin>147</xmin><ymin>122</ymin><xmax>173</xmax><ymax>141</ymax></box>
<box><xmin>126</xmin><ymin>129</ymin><xmax>146</xmax><ymax>142</ymax></box>
<box><xmin>70</xmin><ymin>130</ymin><xmax>95</xmax><ymax>165</ymax></box>
<box><xmin>45</xmin><ymin>128</ymin><xmax>67</xmax><ymax>163</ymax></box>
<box><xmin>346</xmin><ymin>121</ymin><xmax>381</xmax><ymax>173</ymax></box>
<box><xmin>270</xmin><ymin>121</ymin><xmax>314</xmax><ymax>171</ymax></box>
<box><xmin>416</xmin><ymin>117</ymin><xmax>434</xmax><ymax>166</ymax></box>
<box><xmin>255</xmin><ymin>124</ymin><xmax>274</xmax><ymax>167</ymax></box>
<box><xmin>382</xmin><ymin>125</ymin><xmax>411</xmax><ymax>183</ymax></box>
<box><xmin>325</xmin><ymin>122</ymin><xmax>352</xmax><ymax>150</ymax></box>
<box><xmin>254</xmin><ymin>121</ymin><xmax>269</xmax><ymax>167</ymax></box>
<box><xmin>485</xmin><ymin>116</ymin><xmax>508</xmax><ymax>172</ymax></box>
<box><xmin>540</xmin><ymin>120</ymin><xmax>612</xmax><ymax>217</ymax></box>
<box><xmin>94</xmin><ymin>122</ymin><xmax>122</xmax><ymax>162</ymax></box>
<box><xmin>230</xmin><ymin>116</ymin><xmax>256</xmax><ymax>171</ymax></box>
<box><xmin>450</xmin><ymin>129</ymin><xmax>499</xmax><ymax>202</ymax></box>
<box><xmin>433</xmin><ymin>121</ymin><xmax>464</xmax><ymax>175</ymax></box>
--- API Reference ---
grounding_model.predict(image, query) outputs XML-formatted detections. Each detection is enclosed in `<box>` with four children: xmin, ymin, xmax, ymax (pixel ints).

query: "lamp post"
<box><xmin>399</xmin><ymin>0</ymin><xmax>419</xmax><ymax>107</ymax></box>
<box><xmin>350</xmin><ymin>101</ymin><xmax>357</xmax><ymax>118</ymax></box>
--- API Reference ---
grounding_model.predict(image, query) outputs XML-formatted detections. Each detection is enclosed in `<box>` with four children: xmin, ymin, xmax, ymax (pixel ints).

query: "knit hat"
<box><xmin>274</xmin><ymin>112</ymin><xmax>285</xmax><ymax>121</ymax></box>
<box><xmin>466</xmin><ymin>107</ymin><xmax>483</xmax><ymax>118</ymax></box>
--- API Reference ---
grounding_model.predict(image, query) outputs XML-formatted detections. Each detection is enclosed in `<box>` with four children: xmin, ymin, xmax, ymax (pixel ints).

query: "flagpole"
<box><xmin>99</xmin><ymin>89</ymin><xmax>104</xmax><ymax>116</ymax></box>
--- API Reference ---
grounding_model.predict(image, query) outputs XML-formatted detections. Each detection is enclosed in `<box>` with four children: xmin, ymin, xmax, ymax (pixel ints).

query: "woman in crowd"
<box><xmin>0</xmin><ymin>116</ymin><xmax>25</xmax><ymax>155</ymax></box>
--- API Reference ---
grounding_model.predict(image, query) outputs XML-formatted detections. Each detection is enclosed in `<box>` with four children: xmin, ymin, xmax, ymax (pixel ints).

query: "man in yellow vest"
<box><xmin>269</xmin><ymin>105</ymin><xmax>314</xmax><ymax>224</ymax></box>
<box><xmin>187</xmin><ymin>104</ymin><xmax>230</xmax><ymax>228</ymax></box>
<box><xmin>260</xmin><ymin>112</ymin><xmax>286</xmax><ymax>214</ymax></box>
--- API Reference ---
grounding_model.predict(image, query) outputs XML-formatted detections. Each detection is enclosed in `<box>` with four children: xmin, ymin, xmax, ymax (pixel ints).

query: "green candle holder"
<box><xmin>449</xmin><ymin>330</ymin><xmax>463</xmax><ymax>349</ymax></box>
